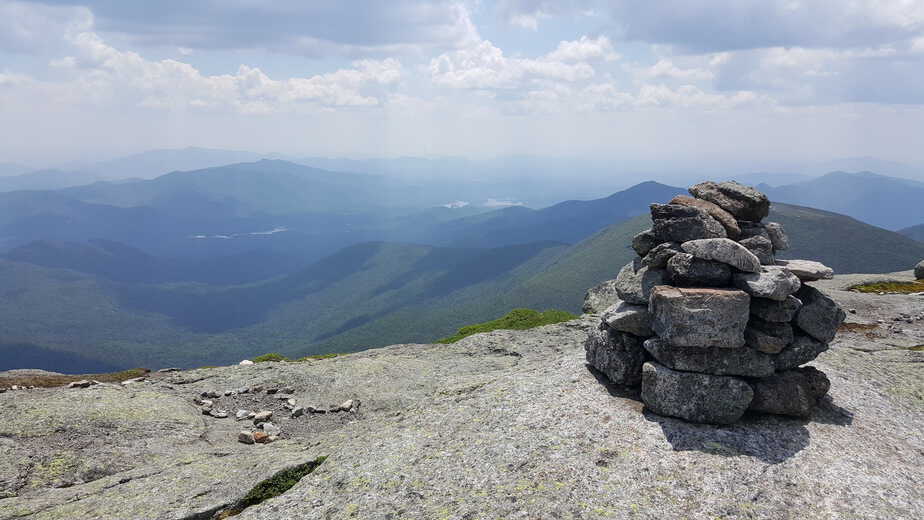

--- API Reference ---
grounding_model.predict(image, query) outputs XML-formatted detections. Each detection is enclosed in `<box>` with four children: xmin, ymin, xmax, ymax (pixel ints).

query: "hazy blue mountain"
<box><xmin>805</xmin><ymin>157</ymin><xmax>923</xmax><ymax>181</ymax></box>
<box><xmin>728</xmin><ymin>172</ymin><xmax>814</xmax><ymax>187</ymax></box>
<box><xmin>418</xmin><ymin>181</ymin><xmax>686</xmax><ymax>247</ymax></box>
<box><xmin>764</xmin><ymin>171</ymin><xmax>924</xmax><ymax>230</ymax></box>
<box><xmin>0</xmin><ymin>162</ymin><xmax>31</xmax><ymax>177</ymax></box>
<box><xmin>899</xmin><ymin>224</ymin><xmax>924</xmax><ymax>242</ymax></box>
<box><xmin>70</xmin><ymin>147</ymin><xmax>269</xmax><ymax>180</ymax></box>
<box><xmin>0</xmin><ymin>169</ymin><xmax>106</xmax><ymax>192</ymax></box>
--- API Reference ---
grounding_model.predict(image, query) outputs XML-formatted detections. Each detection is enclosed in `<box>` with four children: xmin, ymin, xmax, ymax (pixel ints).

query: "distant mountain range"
<box><xmin>0</xmin><ymin>169</ymin><xmax>106</xmax><ymax>192</ymax></box>
<box><xmin>763</xmin><ymin>171</ymin><xmax>924</xmax><ymax>230</ymax></box>
<box><xmin>900</xmin><ymin>224</ymin><xmax>924</xmax><ymax>242</ymax></box>
<box><xmin>0</xmin><ymin>162</ymin><xmax>31</xmax><ymax>177</ymax></box>
<box><xmin>1</xmin><ymin>171</ymin><xmax>921</xmax><ymax>373</ymax></box>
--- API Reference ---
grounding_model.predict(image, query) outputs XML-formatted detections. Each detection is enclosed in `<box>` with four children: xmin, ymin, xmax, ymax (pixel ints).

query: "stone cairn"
<box><xmin>585</xmin><ymin>181</ymin><xmax>846</xmax><ymax>424</ymax></box>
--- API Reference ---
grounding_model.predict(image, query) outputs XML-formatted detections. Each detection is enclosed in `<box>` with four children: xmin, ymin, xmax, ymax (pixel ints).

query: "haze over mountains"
<box><xmin>1</xmin><ymin>156</ymin><xmax>922</xmax><ymax>373</ymax></box>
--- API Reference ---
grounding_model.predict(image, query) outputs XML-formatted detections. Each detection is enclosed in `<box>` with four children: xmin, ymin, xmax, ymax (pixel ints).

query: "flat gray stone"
<box><xmin>666</xmin><ymin>252</ymin><xmax>731</xmax><ymax>287</ymax></box>
<box><xmin>602</xmin><ymin>301</ymin><xmax>653</xmax><ymax>337</ymax></box>
<box><xmin>777</xmin><ymin>259</ymin><xmax>834</xmax><ymax>281</ymax></box>
<box><xmin>750</xmin><ymin>295</ymin><xmax>803</xmax><ymax>322</ymax></box>
<box><xmin>584</xmin><ymin>324</ymin><xmax>645</xmax><ymax>386</ymax></box>
<box><xmin>650</xmin><ymin>204</ymin><xmax>727</xmax><ymax>243</ymax></box>
<box><xmin>615</xmin><ymin>260</ymin><xmax>666</xmax><ymax>305</ymax></box>
<box><xmin>748</xmin><ymin>367</ymin><xmax>830</xmax><ymax>418</ymax></box>
<box><xmin>582</xmin><ymin>279</ymin><xmax>619</xmax><ymax>314</ymax></box>
<box><xmin>744</xmin><ymin>317</ymin><xmax>793</xmax><ymax>354</ymax></box>
<box><xmin>643</xmin><ymin>338</ymin><xmax>775</xmax><ymax>377</ymax></box>
<box><xmin>795</xmin><ymin>285</ymin><xmax>846</xmax><ymax>343</ymax></box>
<box><xmin>765</xmin><ymin>222</ymin><xmax>790</xmax><ymax>251</ymax></box>
<box><xmin>733</xmin><ymin>266</ymin><xmax>802</xmax><ymax>301</ymax></box>
<box><xmin>649</xmin><ymin>286</ymin><xmax>750</xmax><ymax>348</ymax></box>
<box><xmin>689</xmin><ymin>181</ymin><xmax>770</xmax><ymax>221</ymax></box>
<box><xmin>641</xmin><ymin>362</ymin><xmax>753</xmax><ymax>425</ymax></box>
<box><xmin>775</xmin><ymin>334</ymin><xmax>829</xmax><ymax>370</ymax></box>
<box><xmin>681</xmin><ymin>238</ymin><xmax>761</xmax><ymax>273</ymax></box>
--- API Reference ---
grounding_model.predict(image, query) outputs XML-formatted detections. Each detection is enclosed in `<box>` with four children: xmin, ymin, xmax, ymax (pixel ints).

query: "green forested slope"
<box><xmin>4</xmin><ymin>200</ymin><xmax>922</xmax><ymax>371</ymax></box>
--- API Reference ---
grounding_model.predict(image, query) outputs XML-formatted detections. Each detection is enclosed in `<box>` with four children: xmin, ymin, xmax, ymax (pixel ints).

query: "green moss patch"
<box><xmin>217</xmin><ymin>456</ymin><xmax>327</xmax><ymax>518</ymax></box>
<box><xmin>251</xmin><ymin>352</ymin><xmax>288</xmax><ymax>363</ymax></box>
<box><xmin>436</xmin><ymin>308</ymin><xmax>578</xmax><ymax>344</ymax></box>
<box><xmin>294</xmin><ymin>352</ymin><xmax>340</xmax><ymax>362</ymax></box>
<box><xmin>849</xmin><ymin>280</ymin><xmax>924</xmax><ymax>294</ymax></box>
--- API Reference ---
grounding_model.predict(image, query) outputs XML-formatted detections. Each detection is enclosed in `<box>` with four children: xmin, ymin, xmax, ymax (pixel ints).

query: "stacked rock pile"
<box><xmin>585</xmin><ymin>181</ymin><xmax>846</xmax><ymax>424</ymax></box>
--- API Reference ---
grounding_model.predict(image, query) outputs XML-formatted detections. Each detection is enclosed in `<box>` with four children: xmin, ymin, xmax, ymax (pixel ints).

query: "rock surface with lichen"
<box><xmin>0</xmin><ymin>270</ymin><xmax>922</xmax><ymax>519</ymax></box>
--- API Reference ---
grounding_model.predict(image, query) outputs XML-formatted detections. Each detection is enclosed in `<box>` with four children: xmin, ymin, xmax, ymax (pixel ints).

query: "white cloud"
<box><xmin>429</xmin><ymin>36</ymin><xmax>614</xmax><ymax>89</ymax></box>
<box><xmin>637</xmin><ymin>59</ymin><xmax>713</xmax><ymax>81</ymax></box>
<box><xmin>546</xmin><ymin>36</ymin><xmax>619</xmax><ymax>62</ymax></box>
<box><xmin>44</xmin><ymin>31</ymin><xmax>402</xmax><ymax>112</ymax></box>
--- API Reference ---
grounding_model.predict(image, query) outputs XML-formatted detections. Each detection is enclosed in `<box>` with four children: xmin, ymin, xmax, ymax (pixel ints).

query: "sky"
<box><xmin>2</xmin><ymin>0</ymin><xmax>924</xmax><ymax>168</ymax></box>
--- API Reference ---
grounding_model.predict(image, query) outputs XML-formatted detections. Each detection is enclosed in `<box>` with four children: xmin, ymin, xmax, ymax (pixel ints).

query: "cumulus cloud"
<box><xmin>13</xmin><ymin>0</ymin><xmax>479</xmax><ymax>57</ymax></box>
<box><xmin>430</xmin><ymin>36</ymin><xmax>615</xmax><ymax>89</ymax></box>
<box><xmin>9</xmin><ymin>28</ymin><xmax>402</xmax><ymax>113</ymax></box>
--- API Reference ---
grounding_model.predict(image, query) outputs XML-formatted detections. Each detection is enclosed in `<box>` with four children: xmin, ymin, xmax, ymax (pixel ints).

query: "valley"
<box><xmin>1</xmin><ymin>160</ymin><xmax>922</xmax><ymax>371</ymax></box>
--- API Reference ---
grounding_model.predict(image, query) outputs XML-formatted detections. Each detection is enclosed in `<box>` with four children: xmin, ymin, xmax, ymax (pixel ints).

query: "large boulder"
<box><xmin>584</xmin><ymin>324</ymin><xmax>646</xmax><ymax>386</ymax></box>
<box><xmin>615</xmin><ymin>260</ymin><xmax>667</xmax><ymax>305</ymax></box>
<box><xmin>748</xmin><ymin>367</ymin><xmax>830</xmax><ymax>418</ymax></box>
<box><xmin>765</xmin><ymin>222</ymin><xmax>790</xmax><ymax>251</ymax></box>
<box><xmin>681</xmin><ymin>238</ymin><xmax>762</xmax><ymax>273</ymax></box>
<box><xmin>744</xmin><ymin>317</ymin><xmax>793</xmax><ymax>354</ymax></box>
<box><xmin>794</xmin><ymin>285</ymin><xmax>846</xmax><ymax>343</ymax></box>
<box><xmin>777</xmin><ymin>259</ymin><xmax>834</xmax><ymax>282</ymax></box>
<box><xmin>689</xmin><ymin>181</ymin><xmax>770</xmax><ymax>222</ymax></box>
<box><xmin>666</xmin><ymin>252</ymin><xmax>731</xmax><ymax>287</ymax></box>
<box><xmin>602</xmin><ymin>301</ymin><xmax>653</xmax><ymax>337</ymax></box>
<box><xmin>650</xmin><ymin>204</ymin><xmax>727</xmax><ymax>243</ymax></box>
<box><xmin>641</xmin><ymin>362</ymin><xmax>753</xmax><ymax>424</ymax></box>
<box><xmin>750</xmin><ymin>295</ymin><xmax>803</xmax><ymax>322</ymax></box>
<box><xmin>582</xmin><ymin>279</ymin><xmax>620</xmax><ymax>314</ymax></box>
<box><xmin>733</xmin><ymin>266</ymin><xmax>802</xmax><ymax>301</ymax></box>
<box><xmin>632</xmin><ymin>229</ymin><xmax>660</xmax><ymax>257</ymax></box>
<box><xmin>669</xmin><ymin>195</ymin><xmax>741</xmax><ymax>238</ymax></box>
<box><xmin>643</xmin><ymin>338</ymin><xmax>775</xmax><ymax>377</ymax></box>
<box><xmin>775</xmin><ymin>334</ymin><xmax>829</xmax><ymax>371</ymax></box>
<box><xmin>739</xmin><ymin>235</ymin><xmax>775</xmax><ymax>265</ymax></box>
<box><xmin>649</xmin><ymin>286</ymin><xmax>750</xmax><ymax>348</ymax></box>
<box><xmin>915</xmin><ymin>260</ymin><xmax>924</xmax><ymax>279</ymax></box>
